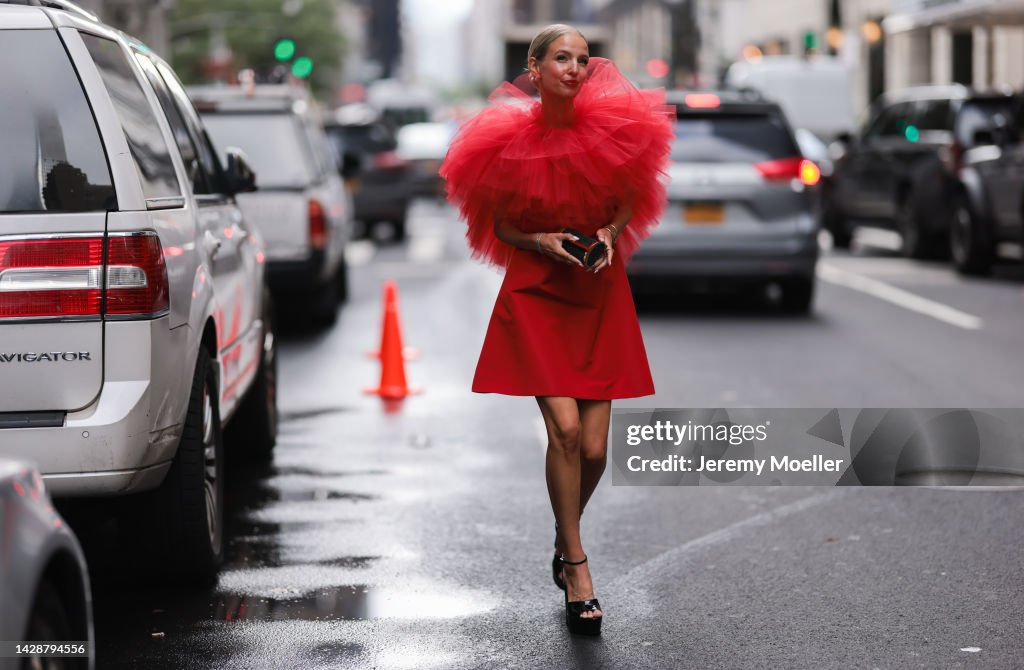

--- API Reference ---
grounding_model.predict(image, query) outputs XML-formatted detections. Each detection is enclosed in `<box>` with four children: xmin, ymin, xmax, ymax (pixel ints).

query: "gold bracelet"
<box><xmin>603</xmin><ymin>224</ymin><xmax>619</xmax><ymax>242</ymax></box>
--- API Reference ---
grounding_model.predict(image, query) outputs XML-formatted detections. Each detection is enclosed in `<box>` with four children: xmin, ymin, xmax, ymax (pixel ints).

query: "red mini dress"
<box><xmin>441</xmin><ymin>58</ymin><xmax>674</xmax><ymax>399</ymax></box>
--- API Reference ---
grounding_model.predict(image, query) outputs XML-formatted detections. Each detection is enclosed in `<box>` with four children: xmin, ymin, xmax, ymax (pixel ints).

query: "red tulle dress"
<box><xmin>441</xmin><ymin>58</ymin><xmax>674</xmax><ymax>399</ymax></box>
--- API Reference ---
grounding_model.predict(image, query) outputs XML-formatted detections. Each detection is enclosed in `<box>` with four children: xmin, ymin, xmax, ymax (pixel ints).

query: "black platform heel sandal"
<box><xmin>552</xmin><ymin>529</ymin><xmax>566</xmax><ymax>590</ymax></box>
<box><xmin>562</xmin><ymin>555</ymin><xmax>602</xmax><ymax>636</ymax></box>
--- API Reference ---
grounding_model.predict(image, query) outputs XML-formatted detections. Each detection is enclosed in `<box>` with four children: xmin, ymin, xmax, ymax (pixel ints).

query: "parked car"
<box><xmin>325</xmin><ymin>104</ymin><xmax>411</xmax><ymax>240</ymax></box>
<box><xmin>190</xmin><ymin>84</ymin><xmax>352</xmax><ymax>323</ymax></box>
<box><xmin>0</xmin><ymin>460</ymin><xmax>94</xmax><ymax>670</ymax></box>
<box><xmin>396</xmin><ymin>121</ymin><xmax>455</xmax><ymax>199</ymax></box>
<box><xmin>951</xmin><ymin>94</ymin><xmax>1024</xmax><ymax>275</ymax></box>
<box><xmin>824</xmin><ymin>85</ymin><xmax>1017</xmax><ymax>258</ymax></box>
<box><xmin>0</xmin><ymin>1</ymin><xmax>277</xmax><ymax>583</ymax></box>
<box><xmin>627</xmin><ymin>91</ymin><xmax>821</xmax><ymax>313</ymax></box>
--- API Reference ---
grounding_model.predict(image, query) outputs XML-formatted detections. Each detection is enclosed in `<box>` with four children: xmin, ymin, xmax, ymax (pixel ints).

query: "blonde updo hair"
<box><xmin>528</xmin><ymin>23</ymin><xmax>588</xmax><ymax>63</ymax></box>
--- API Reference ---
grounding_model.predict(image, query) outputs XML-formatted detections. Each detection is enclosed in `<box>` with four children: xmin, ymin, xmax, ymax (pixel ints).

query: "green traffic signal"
<box><xmin>292</xmin><ymin>57</ymin><xmax>313</xmax><ymax>78</ymax></box>
<box><xmin>274</xmin><ymin>39</ymin><xmax>296</xmax><ymax>62</ymax></box>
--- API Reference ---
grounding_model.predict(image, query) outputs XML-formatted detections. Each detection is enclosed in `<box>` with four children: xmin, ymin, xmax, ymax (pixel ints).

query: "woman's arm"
<box><xmin>590</xmin><ymin>205</ymin><xmax>633</xmax><ymax>273</ymax></box>
<box><xmin>494</xmin><ymin>217</ymin><xmax>584</xmax><ymax>267</ymax></box>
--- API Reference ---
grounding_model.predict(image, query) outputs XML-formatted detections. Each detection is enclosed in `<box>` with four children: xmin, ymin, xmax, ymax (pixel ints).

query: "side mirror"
<box><xmin>224</xmin><ymin>147</ymin><xmax>257</xmax><ymax>194</ymax></box>
<box><xmin>340</xmin><ymin>151</ymin><xmax>362</xmax><ymax>180</ymax></box>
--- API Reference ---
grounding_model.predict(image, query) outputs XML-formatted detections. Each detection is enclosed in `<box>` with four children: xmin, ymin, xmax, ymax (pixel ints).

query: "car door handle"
<box><xmin>203</xmin><ymin>231</ymin><xmax>222</xmax><ymax>259</ymax></box>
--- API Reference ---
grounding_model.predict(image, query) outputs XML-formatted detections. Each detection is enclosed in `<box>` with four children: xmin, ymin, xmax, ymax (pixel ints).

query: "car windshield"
<box><xmin>201</xmin><ymin>113</ymin><xmax>315</xmax><ymax>188</ymax></box>
<box><xmin>955</xmin><ymin>99</ymin><xmax>1015</xmax><ymax>147</ymax></box>
<box><xmin>671</xmin><ymin>114</ymin><xmax>798</xmax><ymax>163</ymax></box>
<box><xmin>0</xmin><ymin>30</ymin><xmax>114</xmax><ymax>213</ymax></box>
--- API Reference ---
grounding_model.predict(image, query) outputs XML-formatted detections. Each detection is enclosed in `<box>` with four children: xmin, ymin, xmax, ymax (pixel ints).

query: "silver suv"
<box><xmin>0</xmin><ymin>1</ymin><xmax>277</xmax><ymax>582</ymax></box>
<box><xmin>189</xmin><ymin>84</ymin><xmax>352</xmax><ymax>326</ymax></box>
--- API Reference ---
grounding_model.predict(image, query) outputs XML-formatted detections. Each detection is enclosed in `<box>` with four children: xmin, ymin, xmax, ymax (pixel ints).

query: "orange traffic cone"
<box><xmin>366</xmin><ymin>280</ymin><xmax>418</xmax><ymax>360</ymax></box>
<box><xmin>365</xmin><ymin>280</ymin><xmax>421</xmax><ymax>400</ymax></box>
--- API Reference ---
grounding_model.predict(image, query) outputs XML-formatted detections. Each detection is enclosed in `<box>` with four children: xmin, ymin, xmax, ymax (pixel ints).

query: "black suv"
<box><xmin>824</xmin><ymin>85</ymin><xmax>1017</xmax><ymax>259</ymax></box>
<box><xmin>950</xmin><ymin>95</ymin><xmax>1024</xmax><ymax>275</ymax></box>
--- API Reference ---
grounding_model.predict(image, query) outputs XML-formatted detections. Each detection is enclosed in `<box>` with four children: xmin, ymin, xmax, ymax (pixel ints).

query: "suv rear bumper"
<box><xmin>267</xmin><ymin>250</ymin><xmax>326</xmax><ymax>292</ymax></box>
<box><xmin>628</xmin><ymin>233</ymin><xmax>819</xmax><ymax>281</ymax></box>
<box><xmin>0</xmin><ymin>318</ymin><xmax>192</xmax><ymax>497</ymax></box>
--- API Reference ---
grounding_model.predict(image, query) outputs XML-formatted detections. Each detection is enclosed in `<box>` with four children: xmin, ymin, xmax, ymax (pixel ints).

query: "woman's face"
<box><xmin>529</xmin><ymin>33</ymin><xmax>590</xmax><ymax>99</ymax></box>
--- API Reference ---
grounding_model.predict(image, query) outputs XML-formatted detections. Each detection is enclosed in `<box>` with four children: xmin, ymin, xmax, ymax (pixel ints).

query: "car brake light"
<box><xmin>105</xmin><ymin>233</ymin><xmax>170</xmax><ymax>317</ymax></box>
<box><xmin>684</xmin><ymin>93</ymin><xmax>720</xmax><ymax>109</ymax></box>
<box><xmin>755</xmin><ymin>156</ymin><xmax>820</xmax><ymax>185</ymax></box>
<box><xmin>799</xmin><ymin>159</ymin><xmax>821</xmax><ymax>186</ymax></box>
<box><xmin>373</xmin><ymin>151</ymin><xmax>407</xmax><ymax>171</ymax></box>
<box><xmin>309</xmin><ymin>199</ymin><xmax>328</xmax><ymax>250</ymax></box>
<box><xmin>0</xmin><ymin>233</ymin><xmax>168</xmax><ymax>320</ymax></box>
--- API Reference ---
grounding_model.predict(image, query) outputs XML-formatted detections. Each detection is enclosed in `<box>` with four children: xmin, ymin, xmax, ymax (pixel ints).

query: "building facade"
<box><xmin>463</xmin><ymin>0</ymin><xmax>610</xmax><ymax>88</ymax></box>
<box><xmin>883</xmin><ymin>0</ymin><xmax>1024</xmax><ymax>93</ymax></box>
<box><xmin>76</xmin><ymin>0</ymin><xmax>174</xmax><ymax>56</ymax></box>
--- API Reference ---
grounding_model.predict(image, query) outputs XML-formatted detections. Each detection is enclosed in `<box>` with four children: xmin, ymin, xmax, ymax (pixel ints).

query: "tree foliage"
<box><xmin>171</xmin><ymin>0</ymin><xmax>345</xmax><ymax>97</ymax></box>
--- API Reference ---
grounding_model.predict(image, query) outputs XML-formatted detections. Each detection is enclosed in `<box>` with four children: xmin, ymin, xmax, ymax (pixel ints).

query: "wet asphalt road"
<box><xmin>84</xmin><ymin>200</ymin><xmax>1024</xmax><ymax>669</ymax></box>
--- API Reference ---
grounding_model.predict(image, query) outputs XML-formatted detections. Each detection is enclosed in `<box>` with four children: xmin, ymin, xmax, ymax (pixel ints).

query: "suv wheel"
<box><xmin>335</xmin><ymin>255</ymin><xmax>349</xmax><ymax>304</ymax></box>
<box><xmin>779</xmin><ymin>277</ymin><xmax>815</xmax><ymax>314</ymax></box>
<box><xmin>25</xmin><ymin>581</ymin><xmax>81</xmax><ymax>667</ymax></box>
<box><xmin>226</xmin><ymin>290</ymin><xmax>278</xmax><ymax>461</ymax></box>
<box><xmin>310</xmin><ymin>277</ymin><xmax>338</xmax><ymax>327</ymax></box>
<box><xmin>897</xmin><ymin>195</ymin><xmax>945</xmax><ymax>259</ymax></box>
<box><xmin>822</xmin><ymin>193</ymin><xmax>852</xmax><ymax>249</ymax></box>
<box><xmin>950</xmin><ymin>193</ymin><xmax>994</xmax><ymax>276</ymax></box>
<box><xmin>125</xmin><ymin>347</ymin><xmax>224</xmax><ymax>585</ymax></box>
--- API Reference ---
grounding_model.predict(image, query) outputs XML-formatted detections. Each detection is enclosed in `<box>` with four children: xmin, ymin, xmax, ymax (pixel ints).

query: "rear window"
<box><xmin>0</xmin><ymin>30</ymin><xmax>114</xmax><ymax>213</ymax></box>
<box><xmin>201</xmin><ymin>113</ymin><xmax>316</xmax><ymax>189</ymax></box>
<box><xmin>326</xmin><ymin>124</ymin><xmax>396</xmax><ymax>155</ymax></box>
<box><xmin>671</xmin><ymin>114</ymin><xmax>798</xmax><ymax>163</ymax></box>
<box><xmin>955</xmin><ymin>99</ymin><xmax>1015</xmax><ymax>147</ymax></box>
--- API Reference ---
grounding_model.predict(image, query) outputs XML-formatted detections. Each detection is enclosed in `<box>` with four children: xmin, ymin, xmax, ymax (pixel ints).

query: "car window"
<box><xmin>916</xmin><ymin>99</ymin><xmax>954</xmax><ymax>131</ymax></box>
<box><xmin>201</xmin><ymin>113</ymin><xmax>316</xmax><ymax>189</ymax></box>
<box><xmin>134</xmin><ymin>52</ymin><xmax>208</xmax><ymax>195</ymax></box>
<box><xmin>955</xmin><ymin>99</ymin><xmax>1015</xmax><ymax>147</ymax></box>
<box><xmin>80</xmin><ymin>33</ymin><xmax>181</xmax><ymax>203</ymax></box>
<box><xmin>152</xmin><ymin>61</ymin><xmax>226</xmax><ymax>195</ymax></box>
<box><xmin>670</xmin><ymin>114</ymin><xmax>799</xmax><ymax>163</ymax></box>
<box><xmin>326</xmin><ymin>124</ymin><xmax>397</xmax><ymax>155</ymax></box>
<box><xmin>876</xmin><ymin>102</ymin><xmax>915</xmax><ymax>139</ymax></box>
<box><xmin>0</xmin><ymin>30</ymin><xmax>114</xmax><ymax>213</ymax></box>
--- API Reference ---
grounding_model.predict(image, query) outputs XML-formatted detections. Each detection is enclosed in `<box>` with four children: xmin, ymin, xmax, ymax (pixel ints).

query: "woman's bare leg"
<box><xmin>537</xmin><ymin>396</ymin><xmax>601</xmax><ymax>618</ymax></box>
<box><xmin>577</xmin><ymin>399</ymin><xmax>611</xmax><ymax>515</ymax></box>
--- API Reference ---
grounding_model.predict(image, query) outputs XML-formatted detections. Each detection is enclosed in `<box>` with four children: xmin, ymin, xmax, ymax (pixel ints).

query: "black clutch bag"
<box><xmin>561</xmin><ymin>228</ymin><xmax>608</xmax><ymax>268</ymax></box>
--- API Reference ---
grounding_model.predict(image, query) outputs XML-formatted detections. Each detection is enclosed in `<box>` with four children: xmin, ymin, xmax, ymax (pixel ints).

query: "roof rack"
<box><xmin>0</xmin><ymin>0</ymin><xmax>99</xmax><ymax>21</ymax></box>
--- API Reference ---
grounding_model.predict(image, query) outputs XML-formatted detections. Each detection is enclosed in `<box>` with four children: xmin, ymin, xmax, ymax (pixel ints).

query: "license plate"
<box><xmin>683</xmin><ymin>203</ymin><xmax>724</xmax><ymax>225</ymax></box>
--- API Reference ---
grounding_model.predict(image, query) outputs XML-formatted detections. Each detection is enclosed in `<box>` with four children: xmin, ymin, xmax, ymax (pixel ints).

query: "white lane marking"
<box><xmin>345</xmin><ymin>240</ymin><xmax>376</xmax><ymax>267</ymax></box>
<box><xmin>409</xmin><ymin>235</ymin><xmax>445</xmax><ymax>263</ymax></box>
<box><xmin>609</xmin><ymin>489</ymin><xmax>854</xmax><ymax>590</ymax></box>
<box><xmin>817</xmin><ymin>262</ymin><xmax>983</xmax><ymax>330</ymax></box>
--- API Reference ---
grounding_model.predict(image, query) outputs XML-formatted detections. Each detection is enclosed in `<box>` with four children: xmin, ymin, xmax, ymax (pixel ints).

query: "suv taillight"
<box><xmin>755</xmin><ymin>157</ymin><xmax>821</xmax><ymax>186</ymax></box>
<box><xmin>0</xmin><ymin>233</ymin><xmax>169</xmax><ymax>320</ymax></box>
<box><xmin>106</xmin><ymin>234</ymin><xmax>169</xmax><ymax>317</ymax></box>
<box><xmin>309</xmin><ymin>199</ymin><xmax>328</xmax><ymax>250</ymax></box>
<box><xmin>373</xmin><ymin>151</ymin><xmax>407</xmax><ymax>171</ymax></box>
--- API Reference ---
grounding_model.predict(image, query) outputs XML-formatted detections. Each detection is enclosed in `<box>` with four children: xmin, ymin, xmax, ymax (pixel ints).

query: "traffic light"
<box><xmin>274</xmin><ymin>38</ymin><xmax>296</xmax><ymax>62</ymax></box>
<box><xmin>291</xmin><ymin>57</ymin><xmax>313</xmax><ymax>79</ymax></box>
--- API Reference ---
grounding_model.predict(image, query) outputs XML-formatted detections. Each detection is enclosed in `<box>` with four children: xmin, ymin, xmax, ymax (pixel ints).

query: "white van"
<box><xmin>725</xmin><ymin>55</ymin><xmax>856</xmax><ymax>140</ymax></box>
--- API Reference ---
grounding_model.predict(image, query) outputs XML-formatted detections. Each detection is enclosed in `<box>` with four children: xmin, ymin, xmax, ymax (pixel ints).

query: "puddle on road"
<box><xmin>272</xmin><ymin>489</ymin><xmax>377</xmax><ymax>503</ymax></box>
<box><xmin>271</xmin><ymin>466</ymin><xmax>390</xmax><ymax>478</ymax></box>
<box><xmin>213</xmin><ymin>585</ymin><xmax>495</xmax><ymax>622</ymax></box>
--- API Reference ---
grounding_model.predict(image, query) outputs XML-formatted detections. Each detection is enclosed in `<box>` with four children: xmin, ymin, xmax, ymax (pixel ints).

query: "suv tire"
<box><xmin>310</xmin><ymin>277</ymin><xmax>338</xmax><ymax>327</ymax></box>
<box><xmin>897</xmin><ymin>195</ymin><xmax>945</xmax><ymax>259</ymax></box>
<box><xmin>822</xmin><ymin>191</ymin><xmax>852</xmax><ymax>249</ymax></box>
<box><xmin>125</xmin><ymin>347</ymin><xmax>224</xmax><ymax>585</ymax></box>
<box><xmin>226</xmin><ymin>290</ymin><xmax>278</xmax><ymax>461</ymax></box>
<box><xmin>780</xmin><ymin>277</ymin><xmax>815</xmax><ymax>314</ymax></box>
<box><xmin>335</xmin><ymin>256</ymin><xmax>349</xmax><ymax>304</ymax></box>
<box><xmin>950</xmin><ymin>192</ymin><xmax>994</xmax><ymax>276</ymax></box>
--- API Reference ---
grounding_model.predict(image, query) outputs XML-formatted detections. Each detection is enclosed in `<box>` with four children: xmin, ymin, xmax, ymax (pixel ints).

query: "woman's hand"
<box><xmin>590</xmin><ymin>227</ymin><xmax>616</xmax><ymax>273</ymax></box>
<box><xmin>537</xmin><ymin>232</ymin><xmax>585</xmax><ymax>267</ymax></box>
